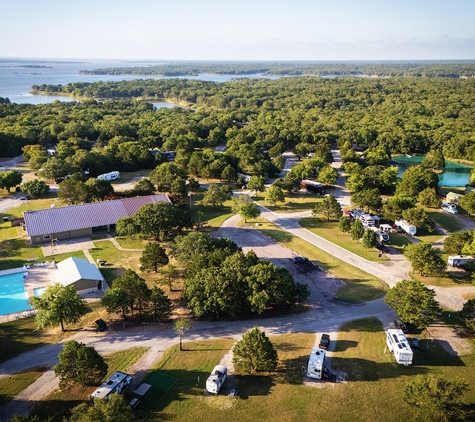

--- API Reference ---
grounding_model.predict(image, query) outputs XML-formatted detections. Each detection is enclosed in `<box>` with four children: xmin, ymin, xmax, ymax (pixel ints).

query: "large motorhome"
<box><xmin>301</xmin><ymin>180</ymin><xmax>325</xmax><ymax>194</ymax></box>
<box><xmin>448</xmin><ymin>255</ymin><xmax>475</xmax><ymax>267</ymax></box>
<box><xmin>368</xmin><ymin>226</ymin><xmax>390</xmax><ymax>243</ymax></box>
<box><xmin>394</xmin><ymin>219</ymin><xmax>417</xmax><ymax>236</ymax></box>
<box><xmin>307</xmin><ymin>348</ymin><xmax>326</xmax><ymax>379</ymax></box>
<box><xmin>97</xmin><ymin>171</ymin><xmax>120</xmax><ymax>182</ymax></box>
<box><xmin>206</xmin><ymin>365</ymin><xmax>227</xmax><ymax>394</ymax></box>
<box><xmin>91</xmin><ymin>371</ymin><xmax>132</xmax><ymax>402</ymax></box>
<box><xmin>386</xmin><ymin>329</ymin><xmax>413</xmax><ymax>365</ymax></box>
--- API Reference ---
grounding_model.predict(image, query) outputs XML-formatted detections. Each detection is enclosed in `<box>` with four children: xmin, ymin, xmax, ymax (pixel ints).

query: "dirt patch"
<box><xmin>426</xmin><ymin>320</ymin><xmax>472</xmax><ymax>357</ymax></box>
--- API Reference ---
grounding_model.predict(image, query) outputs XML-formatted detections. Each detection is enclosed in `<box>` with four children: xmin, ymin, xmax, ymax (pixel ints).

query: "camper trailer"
<box><xmin>386</xmin><ymin>329</ymin><xmax>413</xmax><ymax>365</ymax></box>
<box><xmin>301</xmin><ymin>180</ymin><xmax>326</xmax><ymax>194</ymax></box>
<box><xmin>448</xmin><ymin>255</ymin><xmax>475</xmax><ymax>267</ymax></box>
<box><xmin>97</xmin><ymin>171</ymin><xmax>120</xmax><ymax>182</ymax></box>
<box><xmin>307</xmin><ymin>348</ymin><xmax>326</xmax><ymax>379</ymax></box>
<box><xmin>91</xmin><ymin>371</ymin><xmax>131</xmax><ymax>402</ymax></box>
<box><xmin>206</xmin><ymin>365</ymin><xmax>227</xmax><ymax>394</ymax></box>
<box><xmin>394</xmin><ymin>219</ymin><xmax>417</xmax><ymax>236</ymax></box>
<box><xmin>368</xmin><ymin>227</ymin><xmax>390</xmax><ymax>243</ymax></box>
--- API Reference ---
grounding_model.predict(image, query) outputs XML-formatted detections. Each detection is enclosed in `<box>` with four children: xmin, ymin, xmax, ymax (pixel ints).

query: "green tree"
<box><xmin>38</xmin><ymin>157</ymin><xmax>72</xmax><ymax>182</ymax></box>
<box><xmin>274</xmin><ymin>173</ymin><xmax>301</xmax><ymax>194</ymax></box>
<box><xmin>53</xmin><ymin>340</ymin><xmax>108</xmax><ymax>388</ymax></box>
<box><xmin>312</xmin><ymin>194</ymin><xmax>342</xmax><ymax>221</ymax></box>
<box><xmin>362</xmin><ymin>228</ymin><xmax>377</xmax><ymax>249</ymax></box>
<box><xmin>20</xmin><ymin>179</ymin><xmax>50</xmax><ymax>198</ymax></box>
<box><xmin>101</xmin><ymin>288</ymin><xmax>132</xmax><ymax>320</ymax></box>
<box><xmin>459</xmin><ymin>191</ymin><xmax>475</xmax><ymax>216</ymax></box>
<box><xmin>170</xmin><ymin>232</ymin><xmax>216</xmax><ymax>264</ymax></box>
<box><xmin>317</xmin><ymin>165</ymin><xmax>338</xmax><ymax>185</ymax></box>
<box><xmin>85</xmin><ymin>178</ymin><xmax>114</xmax><ymax>201</ymax></box>
<box><xmin>404</xmin><ymin>374</ymin><xmax>468</xmax><ymax>422</ymax></box>
<box><xmin>247</xmin><ymin>175</ymin><xmax>266</xmax><ymax>196</ymax></box>
<box><xmin>382</xmin><ymin>194</ymin><xmax>416</xmax><ymax>221</ymax></box>
<box><xmin>174</xmin><ymin>318</ymin><xmax>192</xmax><ymax>351</ymax></box>
<box><xmin>405</xmin><ymin>242</ymin><xmax>447</xmax><ymax>276</ymax></box>
<box><xmin>140</xmin><ymin>242</ymin><xmax>169</xmax><ymax>272</ymax></box>
<box><xmin>149</xmin><ymin>162</ymin><xmax>187</xmax><ymax>194</ymax></box>
<box><xmin>232</xmin><ymin>195</ymin><xmax>261</xmax><ymax>222</ymax></box>
<box><xmin>233</xmin><ymin>327</ymin><xmax>278</xmax><ymax>374</ymax></box>
<box><xmin>338</xmin><ymin>216</ymin><xmax>352</xmax><ymax>235</ymax></box>
<box><xmin>67</xmin><ymin>393</ymin><xmax>138</xmax><ymax>422</ymax></box>
<box><xmin>350</xmin><ymin>219</ymin><xmax>365</xmax><ymax>241</ymax></box>
<box><xmin>385</xmin><ymin>279</ymin><xmax>440</xmax><ymax>329</ymax></box>
<box><xmin>158</xmin><ymin>263</ymin><xmax>179</xmax><ymax>291</ymax></box>
<box><xmin>265</xmin><ymin>185</ymin><xmax>285</xmax><ymax>206</ymax></box>
<box><xmin>112</xmin><ymin>269</ymin><xmax>150</xmax><ymax>316</ymax></box>
<box><xmin>0</xmin><ymin>169</ymin><xmax>22</xmax><ymax>192</ymax></box>
<box><xmin>133</xmin><ymin>177</ymin><xmax>155</xmax><ymax>195</ymax></box>
<box><xmin>202</xmin><ymin>183</ymin><xmax>227</xmax><ymax>208</ymax></box>
<box><xmin>418</xmin><ymin>187</ymin><xmax>442</xmax><ymax>208</ymax></box>
<box><xmin>402</xmin><ymin>206</ymin><xmax>436</xmax><ymax>232</ymax></box>
<box><xmin>145</xmin><ymin>287</ymin><xmax>172</xmax><ymax>322</ymax></box>
<box><xmin>396</xmin><ymin>165</ymin><xmax>439</xmax><ymax>198</ymax></box>
<box><xmin>58</xmin><ymin>178</ymin><xmax>89</xmax><ymax>205</ymax></box>
<box><xmin>421</xmin><ymin>150</ymin><xmax>445</xmax><ymax>170</ymax></box>
<box><xmin>32</xmin><ymin>284</ymin><xmax>87</xmax><ymax>332</ymax></box>
<box><xmin>460</xmin><ymin>299</ymin><xmax>475</xmax><ymax>332</ymax></box>
<box><xmin>351</xmin><ymin>188</ymin><xmax>382</xmax><ymax>212</ymax></box>
<box><xmin>221</xmin><ymin>164</ymin><xmax>237</xmax><ymax>182</ymax></box>
<box><xmin>443</xmin><ymin>230</ymin><xmax>473</xmax><ymax>255</ymax></box>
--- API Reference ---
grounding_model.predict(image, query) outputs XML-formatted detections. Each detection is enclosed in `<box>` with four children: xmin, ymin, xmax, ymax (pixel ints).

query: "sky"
<box><xmin>1</xmin><ymin>0</ymin><xmax>474</xmax><ymax>61</ymax></box>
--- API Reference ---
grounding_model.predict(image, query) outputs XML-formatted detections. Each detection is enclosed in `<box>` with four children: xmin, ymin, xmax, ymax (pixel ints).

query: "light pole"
<box><xmin>51</xmin><ymin>238</ymin><xmax>57</xmax><ymax>260</ymax></box>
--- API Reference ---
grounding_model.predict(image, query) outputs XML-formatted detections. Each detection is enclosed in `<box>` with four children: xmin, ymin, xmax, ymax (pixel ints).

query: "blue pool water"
<box><xmin>33</xmin><ymin>286</ymin><xmax>46</xmax><ymax>297</ymax></box>
<box><xmin>0</xmin><ymin>272</ymin><xmax>31</xmax><ymax>316</ymax></box>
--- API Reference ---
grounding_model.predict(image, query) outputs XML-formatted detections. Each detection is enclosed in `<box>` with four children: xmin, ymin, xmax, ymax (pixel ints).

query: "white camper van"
<box><xmin>307</xmin><ymin>348</ymin><xmax>326</xmax><ymax>379</ymax></box>
<box><xmin>386</xmin><ymin>329</ymin><xmax>413</xmax><ymax>365</ymax></box>
<box><xmin>448</xmin><ymin>255</ymin><xmax>475</xmax><ymax>267</ymax></box>
<box><xmin>206</xmin><ymin>365</ymin><xmax>227</xmax><ymax>394</ymax></box>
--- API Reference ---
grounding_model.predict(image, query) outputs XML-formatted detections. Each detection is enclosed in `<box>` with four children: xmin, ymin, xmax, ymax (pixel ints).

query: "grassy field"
<box><xmin>32</xmin><ymin>346</ymin><xmax>148</xmax><ymax>422</ymax></box>
<box><xmin>429</xmin><ymin>210</ymin><xmax>465</xmax><ymax>233</ymax></box>
<box><xmin>0</xmin><ymin>366</ymin><xmax>47</xmax><ymax>407</ymax></box>
<box><xmin>144</xmin><ymin>319</ymin><xmax>475</xmax><ymax>422</ymax></box>
<box><xmin>256</xmin><ymin>192</ymin><xmax>324</xmax><ymax>213</ymax></box>
<box><xmin>252</xmin><ymin>217</ymin><xmax>388</xmax><ymax>302</ymax></box>
<box><xmin>299</xmin><ymin>217</ymin><xmax>388</xmax><ymax>262</ymax></box>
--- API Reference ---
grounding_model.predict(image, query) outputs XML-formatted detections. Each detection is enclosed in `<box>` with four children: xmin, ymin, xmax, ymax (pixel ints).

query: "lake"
<box><xmin>0</xmin><ymin>58</ymin><xmax>280</xmax><ymax>105</ymax></box>
<box><xmin>391</xmin><ymin>155</ymin><xmax>473</xmax><ymax>187</ymax></box>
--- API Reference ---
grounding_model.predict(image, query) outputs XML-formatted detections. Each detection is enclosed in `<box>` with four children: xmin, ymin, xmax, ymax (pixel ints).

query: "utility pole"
<box><xmin>51</xmin><ymin>238</ymin><xmax>57</xmax><ymax>260</ymax></box>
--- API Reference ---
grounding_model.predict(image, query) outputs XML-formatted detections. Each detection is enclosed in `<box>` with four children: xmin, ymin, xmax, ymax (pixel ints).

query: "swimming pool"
<box><xmin>0</xmin><ymin>272</ymin><xmax>31</xmax><ymax>316</ymax></box>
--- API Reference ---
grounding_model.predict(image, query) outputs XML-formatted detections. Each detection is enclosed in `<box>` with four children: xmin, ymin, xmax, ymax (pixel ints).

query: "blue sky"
<box><xmin>1</xmin><ymin>0</ymin><xmax>474</xmax><ymax>60</ymax></box>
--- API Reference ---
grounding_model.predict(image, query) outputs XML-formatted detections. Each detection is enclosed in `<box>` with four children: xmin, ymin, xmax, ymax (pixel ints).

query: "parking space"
<box><xmin>41</xmin><ymin>237</ymin><xmax>95</xmax><ymax>257</ymax></box>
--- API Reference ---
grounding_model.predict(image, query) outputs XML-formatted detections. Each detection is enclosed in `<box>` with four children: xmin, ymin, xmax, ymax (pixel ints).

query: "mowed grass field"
<box><xmin>144</xmin><ymin>319</ymin><xmax>475</xmax><ymax>422</ymax></box>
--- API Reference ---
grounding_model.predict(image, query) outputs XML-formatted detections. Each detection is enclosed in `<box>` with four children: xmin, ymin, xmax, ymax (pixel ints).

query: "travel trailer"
<box><xmin>386</xmin><ymin>329</ymin><xmax>413</xmax><ymax>365</ymax></box>
<box><xmin>206</xmin><ymin>365</ymin><xmax>227</xmax><ymax>394</ymax></box>
<box><xmin>447</xmin><ymin>255</ymin><xmax>475</xmax><ymax>267</ymax></box>
<box><xmin>91</xmin><ymin>371</ymin><xmax>131</xmax><ymax>402</ymax></box>
<box><xmin>394</xmin><ymin>219</ymin><xmax>417</xmax><ymax>236</ymax></box>
<box><xmin>368</xmin><ymin>227</ymin><xmax>390</xmax><ymax>243</ymax></box>
<box><xmin>307</xmin><ymin>348</ymin><xmax>326</xmax><ymax>379</ymax></box>
<box><xmin>97</xmin><ymin>171</ymin><xmax>120</xmax><ymax>182</ymax></box>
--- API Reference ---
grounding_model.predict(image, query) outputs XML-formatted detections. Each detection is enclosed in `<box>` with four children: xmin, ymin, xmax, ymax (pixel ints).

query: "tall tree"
<box><xmin>362</xmin><ymin>229</ymin><xmax>377</xmax><ymax>249</ymax></box>
<box><xmin>385</xmin><ymin>279</ymin><xmax>440</xmax><ymax>329</ymax></box>
<box><xmin>317</xmin><ymin>165</ymin><xmax>338</xmax><ymax>185</ymax></box>
<box><xmin>145</xmin><ymin>287</ymin><xmax>172</xmax><ymax>322</ymax></box>
<box><xmin>404</xmin><ymin>375</ymin><xmax>468</xmax><ymax>422</ymax></box>
<box><xmin>32</xmin><ymin>284</ymin><xmax>87</xmax><ymax>332</ymax></box>
<box><xmin>350</xmin><ymin>219</ymin><xmax>365</xmax><ymax>241</ymax></box>
<box><xmin>396</xmin><ymin>165</ymin><xmax>439</xmax><ymax>198</ymax></box>
<box><xmin>233</xmin><ymin>327</ymin><xmax>278</xmax><ymax>374</ymax></box>
<box><xmin>232</xmin><ymin>195</ymin><xmax>261</xmax><ymax>222</ymax></box>
<box><xmin>67</xmin><ymin>393</ymin><xmax>138</xmax><ymax>422</ymax></box>
<box><xmin>20</xmin><ymin>179</ymin><xmax>50</xmax><ymax>198</ymax></box>
<box><xmin>312</xmin><ymin>194</ymin><xmax>342</xmax><ymax>221</ymax></box>
<box><xmin>140</xmin><ymin>242</ymin><xmax>169</xmax><ymax>272</ymax></box>
<box><xmin>0</xmin><ymin>169</ymin><xmax>22</xmax><ymax>192</ymax></box>
<box><xmin>174</xmin><ymin>318</ymin><xmax>192</xmax><ymax>351</ymax></box>
<box><xmin>405</xmin><ymin>242</ymin><xmax>446</xmax><ymax>276</ymax></box>
<box><xmin>202</xmin><ymin>183</ymin><xmax>227</xmax><ymax>208</ymax></box>
<box><xmin>101</xmin><ymin>288</ymin><xmax>132</xmax><ymax>320</ymax></box>
<box><xmin>418</xmin><ymin>187</ymin><xmax>442</xmax><ymax>208</ymax></box>
<box><xmin>53</xmin><ymin>340</ymin><xmax>108</xmax><ymax>388</ymax></box>
<box><xmin>459</xmin><ymin>191</ymin><xmax>475</xmax><ymax>216</ymax></box>
<box><xmin>338</xmin><ymin>216</ymin><xmax>351</xmax><ymax>235</ymax></box>
<box><xmin>247</xmin><ymin>175</ymin><xmax>266</xmax><ymax>196</ymax></box>
<box><xmin>58</xmin><ymin>178</ymin><xmax>89</xmax><ymax>205</ymax></box>
<box><xmin>265</xmin><ymin>185</ymin><xmax>285</xmax><ymax>206</ymax></box>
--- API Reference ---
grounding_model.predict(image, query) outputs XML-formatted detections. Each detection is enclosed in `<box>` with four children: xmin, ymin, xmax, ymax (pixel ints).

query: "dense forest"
<box><xmin>1</xmin><ymin>73</ymin><xmax>475</xmax><ymax>186</ymax></box>
<box><xmin>77</xmin><ymin>61</ymin><xmax>475</xmax><ymax>78</ymax></box>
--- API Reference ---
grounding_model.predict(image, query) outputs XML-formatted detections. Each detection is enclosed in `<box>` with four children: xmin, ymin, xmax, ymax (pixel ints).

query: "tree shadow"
<box><xmin>339</xmin><ymin>317</ymin><xmax>383</xmax><ymax>332</ymax></box>
<box><xmin>333</xmin><ymin>339</ymin><xmax>358</xmax><ymax>351</ymax></box>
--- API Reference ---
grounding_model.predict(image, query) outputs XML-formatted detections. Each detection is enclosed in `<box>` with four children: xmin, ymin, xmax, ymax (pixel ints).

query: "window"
<box><xmin>43</xmin><ymin>235</ymin><xmax>51</xmax><ymax>240</ymax></box>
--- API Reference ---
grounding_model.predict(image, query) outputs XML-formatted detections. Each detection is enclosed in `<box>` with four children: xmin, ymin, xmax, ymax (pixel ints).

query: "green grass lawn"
<box><xmin>32</xmin><ymin>347</ymin><xmax>148</xmax><ymax>422</ymax></box>
<box><xmin>0</xmin><ymin>238</ymin><xmax>44</xmax><ymax>270</ymax></box>
<box><xmin>252</xmin><ymin>217</ymin><xmax>388</xmax><ymax>302</ymax></box>
<box><xmin>188</xmin><ymin>191</ymin><xmax>234</xmax><ymax>232</ymax></box>
<box><xmin>111</xmin><ymin>169</ymin><xmax>152</xmax><ymax>186</ymax></box>
<box><xmin>428</xmin><ymin>210</ymin><xmax>465</xmax><ymax>233</ymax></box>
<box><xmin>3</xmin><ymin>196</ymin><xmax>61</xmax><ymax>220</ymax></box>
<box><xmin>0</xmin><ymin>366</ymin><xmax>47</xmax><ymax>407</ymax></box>
<box><xmin>256</xmin><ymin>193</ymin><xmax>324</xmax><ymax>213</ymax></box>
<box><xmin>299</xmin><ymin>217</ymin><xmax>388</xmax><ymax>262</ymax></box>
<box><xmin>147</xmin><ymin>320</ymin><xmax>475</xmax><ymax>422</ymax></box>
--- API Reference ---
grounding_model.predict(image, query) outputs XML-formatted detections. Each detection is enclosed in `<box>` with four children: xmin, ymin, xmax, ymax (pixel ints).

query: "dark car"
<box><xmin>394</xmin><ymin>319</ymin><xmax>408</xmax><ymax>333</ymax></box>
<box><xmin>374</xmin><ymin>242</ymin><xmax>389</xmax><ymax>253</ymax></box>
<box><xmin>319</xmin><ymin>333</ymin><xmax>330</xmax><ymax>350</ymax></box>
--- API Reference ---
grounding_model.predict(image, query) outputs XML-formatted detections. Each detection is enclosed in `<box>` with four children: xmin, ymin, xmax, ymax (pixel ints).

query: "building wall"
<box><xmin>72</xmin><ymin>278</ymin><xmax>98</xmax><ymax>291</ymax></box>
<box><xmin>30</xmin><ymin>228</ymin><xmax>93</xmax><ymax>244</ymax></box>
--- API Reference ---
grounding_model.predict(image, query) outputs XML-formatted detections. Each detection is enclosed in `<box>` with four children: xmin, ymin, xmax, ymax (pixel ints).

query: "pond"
<box><xmin>391</xmin><ymin>155</ymin><xmax>473</xmax><ymax>187</ymax></box>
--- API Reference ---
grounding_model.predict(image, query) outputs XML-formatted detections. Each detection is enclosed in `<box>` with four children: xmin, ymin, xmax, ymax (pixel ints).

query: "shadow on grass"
<box><xmin>333</xmin><ymin>339</ymin><xmax>358</xmax><ymax>351</ymax></box>
<box><xmin>32</xmin><ymin>398</ymin><xmax>85</xmax><ymax>422</ymax></box>
<box><xmin>339</xmin><ymin>318</ymin><xmax>383</xmax><ymax>333</ymax></box>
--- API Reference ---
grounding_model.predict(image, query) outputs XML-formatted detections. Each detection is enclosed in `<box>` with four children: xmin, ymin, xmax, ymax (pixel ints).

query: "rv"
<box><xmin>394</xmin><ymin>219</ymin><xmax>417</xmax><ymax>236</ymax></box>
<box><xmin>206</xmin><ymin>365</ymin><xmax>227</xmax><ymax>394</ymax></box>
<box><xmin>91</xmin><ymin>371</ymin><xmax>132</xmax><ymax>402</ymax></box>
<box><xmin>97</xmin><ymin>171</ymin><xmax>120</xmax><ymax>182</ymax></box>
<box><xmin>361</xmin><ymin>214</ymin><xmax>376</xmax><ymax>227</ymax></box>
<box><xmin>386</xmin><ymin>329</ymin><xmax>413</xmax><ymax>365</ymax></box>
<box><xmin>307</xmin><ymin>348</ymin><xmax>326</xmax><ymax>379</ymax></box>
<box><xmin>448</xmin><ymin>255</ymin><xmax>475</xmax><ymax>267</ymax></box>
<box><xmin>301</xmin><ymin>180</ymin><xmax>326</xmax><ymax>194</ymax></box>
<box><xmin>368</xmin><ymin>227</ymin><xmax>390</xmax><ymax>243</ymax></box>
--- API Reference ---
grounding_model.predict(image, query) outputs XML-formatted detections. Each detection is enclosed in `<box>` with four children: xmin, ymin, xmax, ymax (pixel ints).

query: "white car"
<box><xmin>442</xmin><ymin>203</ymin><xmax>458</xmax><ymax>214</ymax></box>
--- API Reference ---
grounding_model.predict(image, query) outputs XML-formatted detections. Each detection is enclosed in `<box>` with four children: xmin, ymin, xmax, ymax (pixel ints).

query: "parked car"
<box><xmin>374</xmin><ymin>242</ymin><xmax>389</xmax><ymax>253</ymax></box>
<box><xmin>319</xmin><ymin>333</ymin><xmax>330</xmax><ymax>350</ymax></box>
<box><xmin>442</xmin><ymin>203</ymin><xmax>458</xmax><ymax>214</ymax></box>
<box><xmin>394</xmin><ymin>319</ymin><xmax>408</xmax><ymax>333</ymax></box>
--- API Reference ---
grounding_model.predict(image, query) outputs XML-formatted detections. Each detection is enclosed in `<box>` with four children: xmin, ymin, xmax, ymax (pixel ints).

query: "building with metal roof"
<box><xmin>23</xmin><ymin>194</ymin><xmax>170</xmax><ymax>244</ymax></box>
<box><xmin>55</xmin><ymin>257</ymin><xmax>106</xmax><ymax>292</ymax></box>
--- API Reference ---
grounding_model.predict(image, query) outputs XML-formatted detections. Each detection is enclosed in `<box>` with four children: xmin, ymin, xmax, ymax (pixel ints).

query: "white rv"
<box><xmin>307</xmin><ymin>348</ymin><xmax>326</xmax><ymax>379</ymax></box>
<box><xmin>368</xmin><ymin>226</ymin><xmax>390</xmax><ymax>243</ymax></box>
<box><xmin>394</xmin><ymin>219</ymin><xmax>417</xmax><ymax>236</ymax></box>
<box><xmin>448</xmin><ymin>255</ymin><xmax>475</xmax><ymax>267</ymax></box>
<box><xmin>206</xmin><ymin>365</ymin><xmax>227</xmax><ymax>394</ymax></box>
<box><xmin>97</xmin><ymin>171</ymin><xmax>120</xmax><ymax>182</ymax></box>
<box><xmin>386</xmin><ymin>329</ymin><xmax>413</xmax><ymax>365</ymax></box>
